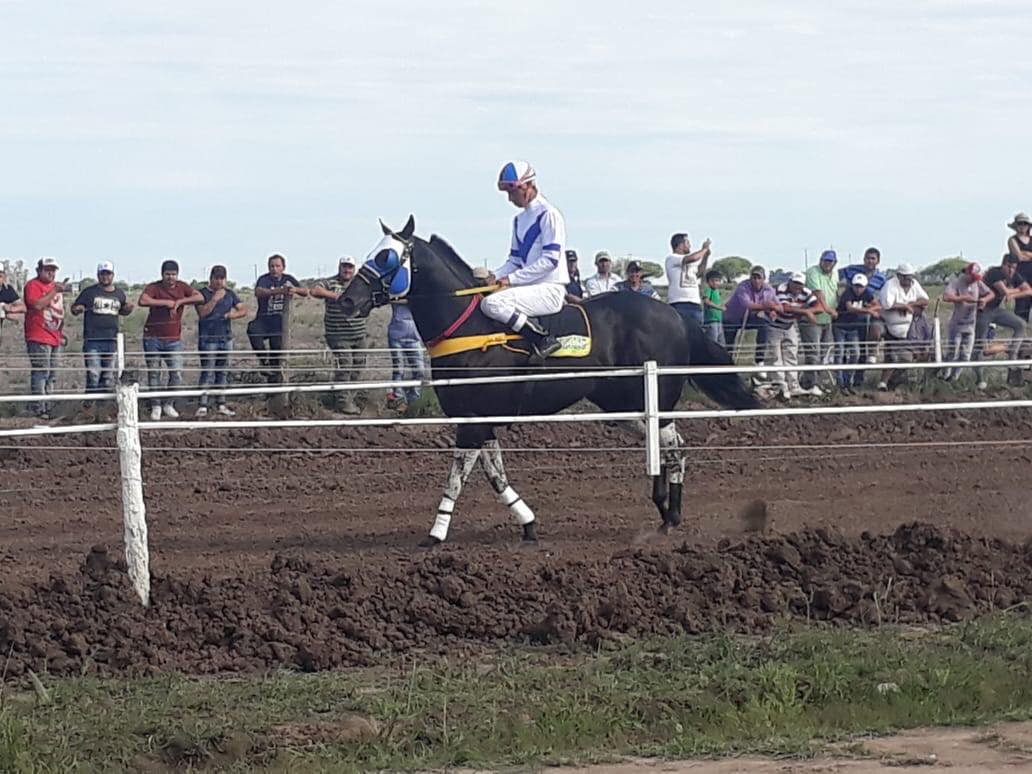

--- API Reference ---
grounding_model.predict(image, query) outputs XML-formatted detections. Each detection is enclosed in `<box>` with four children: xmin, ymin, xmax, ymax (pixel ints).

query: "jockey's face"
<box><xmin>505</xmin><ymin>182</ymin><xmax>536</xmax><ymax>208</ymax></box>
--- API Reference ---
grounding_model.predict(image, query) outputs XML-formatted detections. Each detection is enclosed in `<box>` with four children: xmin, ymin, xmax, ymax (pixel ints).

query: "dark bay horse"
<box><xmin>339</xmin><ymin>216</ymin><xmax>758</xmax><ymax>547</ymax></box>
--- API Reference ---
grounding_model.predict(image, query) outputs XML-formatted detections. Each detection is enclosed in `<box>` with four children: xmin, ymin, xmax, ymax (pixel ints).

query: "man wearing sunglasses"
<box><xmin>483</xmin><ymin>161</ymin><xmax>567</xmax><ymax>358</ymax></box>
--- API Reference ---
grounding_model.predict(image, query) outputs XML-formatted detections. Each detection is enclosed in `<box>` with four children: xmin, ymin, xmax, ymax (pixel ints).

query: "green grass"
<box><xmin>3</xmin><ymin>616</ymin><xmax>1032</xmax><ymax>772</ymax></box>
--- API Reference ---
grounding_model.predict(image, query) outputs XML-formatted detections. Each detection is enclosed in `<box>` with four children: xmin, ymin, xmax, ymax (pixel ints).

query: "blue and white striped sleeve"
<box><xmin>494</xmin><ymin>218</ymin><xmax>522</xmax><ymax>279</ymax></box>
<box><xmin>506</xmin><ymin>209</ymin><xmax>564</xmax><ymax>286</ymax></box>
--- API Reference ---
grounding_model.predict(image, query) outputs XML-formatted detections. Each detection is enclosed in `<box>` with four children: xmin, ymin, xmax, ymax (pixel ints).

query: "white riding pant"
<box><xmin>481</xmin><ymin>283</ymin><xmax>565</xmax><ymax>331</ymax></box>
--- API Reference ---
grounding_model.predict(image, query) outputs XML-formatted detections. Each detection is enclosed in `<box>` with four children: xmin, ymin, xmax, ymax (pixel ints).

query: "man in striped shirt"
<box><xmin>310</xmin><ymin>256</ymin><xmax>367</xmax><ymax>414</ymax></box>
<box><xmin>767</xmin><ymin>272</ymin><xmax>821</xmax><ymax>398</ymax></box>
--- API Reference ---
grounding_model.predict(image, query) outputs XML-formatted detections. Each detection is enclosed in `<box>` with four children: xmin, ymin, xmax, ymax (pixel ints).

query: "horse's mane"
<box><xmin>424</xmin><ymin>234</ymin><xmax>476</xmax><ymax>288</ymax></box>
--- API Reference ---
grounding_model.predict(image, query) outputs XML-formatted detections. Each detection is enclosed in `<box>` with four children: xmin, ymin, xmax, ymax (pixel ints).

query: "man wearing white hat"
<box><xmin>484</xmin><ymin>161</ymin><xmax>568</xmax><ymax>358</ymax></box>
<box><xmin>71</xmin><ymin>261</ymin><xmax>134</xmax><ymax>401</ymax></box>
<box><xmin>876</xmin><ymin>262</ymin><xmax>929</xmax><ymax>390</ymax></box>
<box><xmin>310</xmin><ymin>255</ymin><xmax>367</xmax><ymax>413</ymax></box>
<box><xmin>767</xmin><ymin>271</ymin><xmax>820</xmax><ymax>398</ymax></box>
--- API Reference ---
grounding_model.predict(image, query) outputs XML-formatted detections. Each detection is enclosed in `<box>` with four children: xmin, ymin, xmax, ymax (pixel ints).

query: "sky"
<box><xmin>2</xmin><ymin>0</ymin><xmax>1031</xmax><ymax>284</ymax></box>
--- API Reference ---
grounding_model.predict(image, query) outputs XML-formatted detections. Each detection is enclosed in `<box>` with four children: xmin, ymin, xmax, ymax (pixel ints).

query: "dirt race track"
<box><xmin>1</xmin><ymin>405</ymin><xmax>1032</xmax><ymax>678</ymax></box>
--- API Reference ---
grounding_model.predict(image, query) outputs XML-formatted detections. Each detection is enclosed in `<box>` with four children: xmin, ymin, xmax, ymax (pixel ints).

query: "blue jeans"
<box><xmin>143</xmin><ymin>337</ymin><xmax>183</xmax><ymax>408</ymax></box>
<box><xmin>723</xmin><ymin>315</ymin><xmax>769</xmax><ymax>364</ymax></box>
<box><xmin>834</xmin><ymin>326</ymin><xmax>863</xmax><ymax>387</ymax></box>
<box><xmin>26</xmin><ymin>341</ymin><xmax>59</xmax><ymax>417</ymax></box>
<box><xmin>704</xmin><ymin>321</ymin><xmax>726</xmax><ymax>347</ymax></box>
<box><xmin>83</xmin><ymin>338</ymin><xmax>117</xmax><ymax>394</ymax></box>
<box><xmin>670</xmin><ymin>302</ymin><xmax>704</xmax><ymax>325</ymax></box>
<box><xmin>198</xmin><ymin>336</ymin><xmax>232</xmax><ymax>407</ymax></box>
<box><xmin>388</xmin><ymin>328</ymin><xmax>427</xmax><ymax>403</ymax></box>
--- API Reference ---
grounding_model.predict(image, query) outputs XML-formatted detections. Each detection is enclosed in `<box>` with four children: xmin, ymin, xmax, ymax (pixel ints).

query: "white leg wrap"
<box><xmin>660</xmin><ymin>422</ymin><xmax>686</xmax><ymax>483</ymax></box>
<box><xmin>499</xmin><ymin>486</ymin><xmax>535</xmax><ymax>526</ymax></box>
<box><xmin>430</xmin><ymin>508</ymin><xmax>452</xmax><ymax>541</ymax></box>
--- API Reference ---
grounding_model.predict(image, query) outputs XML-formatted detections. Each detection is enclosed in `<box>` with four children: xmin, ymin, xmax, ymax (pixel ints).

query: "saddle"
<box><xmin>427</xmin><ymin>302</ymin><xmax>592</xmax><ymax>359</ymax></box>
<box><xmin>505</xmin><ymin>304</ymin><xmax>591</xmax><ymax>358</ymax></box>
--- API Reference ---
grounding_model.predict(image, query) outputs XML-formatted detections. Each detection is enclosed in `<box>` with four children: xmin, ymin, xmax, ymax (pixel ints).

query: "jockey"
<box><xmin>483</xmin><ymin>161</ymin><xmax>568</xmax><ymax>358</ymax></box>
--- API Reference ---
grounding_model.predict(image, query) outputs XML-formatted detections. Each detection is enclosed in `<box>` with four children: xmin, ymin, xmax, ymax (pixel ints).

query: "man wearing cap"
<box><xmin>564</xmin><ymin>250</ymin><xmax>584</xmax><ymax>303</ymax></box>
<box><xmin>139</xmin><ymin>260</ymin><xmax>204</xmax><ymax>420</ymax></box>
<box><xmin>839</xmin><ymin>247</ymin><xmax>888</xmax><ymax>362</ymax></box>
<box><xmin>310</xmin><ymin>256</ymin><xmax>367</xmax><ymax>414</ymax></box>
<box><xmin>833</xmin><ymin>273</ymin><xmax>880</xmax><ymax>392</ymax></box>
<box><xmin>876</xmin><ymin>263</ymin><xmax>929</xmax><ymax>390</ymax></box>
<box><xmin>974</xmin><ymin>254</ymin><xmax>1032</xmax><ymax>389</ymax></box>
<box><xmin>723</xmin><ymin>266</ymin><xmax>781</xmax><ymax>371</ymax></box>
<box><xmin>195</xmin><ymin>265</ymin><xmax>247</xmax><ymax>417</ymax></box>
<box><xmin>767</xmin><ymin>272</ymin><xmax>821</xmax><ymax>398</ymax></box>
<box><xmin>22</xmin><ymin>257</ymin><xmax>67</xmax><ymax>420</ymax></box>
<box><xmin>484</xmin><ymin>161</ymin><xmax>568</xmax><ymax>358</ymax></box>
<box><xmin>1006</xmin><ymin>213</ymin><xmax>1032</xmax><ymax>320</ymax></box>
<box><xmin>71</xmin><ymin>261</ymin><xmax>134</xmax><ymax>400</ymax></box>
<box><xmin>584</xmin><ymin>251</ymin><xmax>622</xmax><ymax>296</ymax></box>
<box><xmin>665</xmin><ymin>232</ymin><xmax>712</xmax><ymax>324</ymax></box>
<box><xmin>616</xmin><ymin>261</ymin><xmax>660</xmax><ymax>299</ymax></box>
<box><xmin>940</xmin><ymin>263</ymin><xmax>993</xmax><ymax>382</ymax></box>
<box><xmin>801</xmin><ymin>250</ymin><xmax>839</xmax><ymax>390</ymax></box>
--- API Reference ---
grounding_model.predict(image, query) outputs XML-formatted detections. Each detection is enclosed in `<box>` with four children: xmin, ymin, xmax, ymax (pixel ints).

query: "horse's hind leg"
<box><xmin>658</xmin><ymin>422</ymin><xmax>686</xmax><ymax>533</ymax></box>
<box><xmin>651</xmin><ymin>467</ymin><xmax>669</xmax><ymax>523</ymax></box>
<box><xmin>480</xmin><ymin>439</ymin><xmax>537</xmax><ymax>542</ymax></box>
<box><xmin>422</xmin><ymin>447</ymin><xmax>481</xmax><ymax>547</ymax></box>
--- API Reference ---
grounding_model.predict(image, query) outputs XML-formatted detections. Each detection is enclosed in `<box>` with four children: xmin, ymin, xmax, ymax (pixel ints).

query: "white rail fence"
<box><xmin>3</xmin><ymin>328</ymin><xmax>1032</xmax><ymax>606</ymax></box>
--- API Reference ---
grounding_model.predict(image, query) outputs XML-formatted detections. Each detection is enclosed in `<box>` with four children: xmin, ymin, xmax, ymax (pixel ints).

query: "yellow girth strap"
<box><xmin>428</xmin><ymin>332</ymin><xmax>523</xmax><ymax>359</ymax></box>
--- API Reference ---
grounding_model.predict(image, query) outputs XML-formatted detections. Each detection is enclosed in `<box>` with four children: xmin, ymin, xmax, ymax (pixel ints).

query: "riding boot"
<box><xmin>520</xmin><ymin>318</ymin><xmax>561</xmax><ymax>358</ymax></box>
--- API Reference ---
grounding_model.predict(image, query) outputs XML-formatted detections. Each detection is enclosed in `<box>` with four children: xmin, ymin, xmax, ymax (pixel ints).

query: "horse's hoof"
<box><xmin>417</xmin><ymin>535</ymin><xmax>442</xmax><ymax>550</ymax></box>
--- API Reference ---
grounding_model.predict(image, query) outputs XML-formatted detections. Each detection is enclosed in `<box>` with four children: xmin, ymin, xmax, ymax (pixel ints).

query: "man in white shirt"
<box><xmin>483</xmin><ymin>161</ymin><xmax>568</xmax><ymax>357</ymax></box>
<box><xmin>584</xmin><ymin>251</ymin><xmax>622</xmax><ymax>296</ymax></box>
<box><xmin>665</xmin><ymin>232</ymin><xmax>712</xmax><ymax>324</ymax></box>
<box><xmin>876</xmin><ymin>262</ymin><xmax>929</xmax><ymax>390</ymax></box>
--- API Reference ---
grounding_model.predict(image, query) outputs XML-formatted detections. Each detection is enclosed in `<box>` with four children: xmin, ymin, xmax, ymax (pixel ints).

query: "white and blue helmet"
<box><xmin>497</xmin><ymin>160</ymin><xmax>536</xmax><ymax>190</ymax></box>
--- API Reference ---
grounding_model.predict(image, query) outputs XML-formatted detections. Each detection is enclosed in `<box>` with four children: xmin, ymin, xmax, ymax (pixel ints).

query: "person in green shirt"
<box><xmin>702</xmin><ymin>270</ymin><xmax>725</xmax><ymax>346</ymax></box>
<box><xmin>801</xmin><ymin>250</ymin><xmax>839</xmax><ymax>389</ymax></box>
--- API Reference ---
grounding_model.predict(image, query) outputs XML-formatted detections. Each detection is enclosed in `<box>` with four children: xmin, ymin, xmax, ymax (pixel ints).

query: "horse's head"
<box><xmin>339</xmin><ymin>215</ymin><xmax>416</xmax><ymax>318</ymax></box>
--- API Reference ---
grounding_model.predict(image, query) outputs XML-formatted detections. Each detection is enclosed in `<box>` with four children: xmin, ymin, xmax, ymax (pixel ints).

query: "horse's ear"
<box><xmin>399</xmin><ymin>214</ymin><xmax>416</xmax><ymax>241</ymax></box>
<box><xmin>379</xmin><ymin>218</ymin><xmax>394</xmax><ymax>236</ymax></box>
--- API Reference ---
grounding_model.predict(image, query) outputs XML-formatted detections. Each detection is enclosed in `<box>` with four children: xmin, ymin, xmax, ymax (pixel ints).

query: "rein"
<box><xmin>425</xmin><ymin>293</ymin><xmax>482</xmax><ymax>348</ymax></box>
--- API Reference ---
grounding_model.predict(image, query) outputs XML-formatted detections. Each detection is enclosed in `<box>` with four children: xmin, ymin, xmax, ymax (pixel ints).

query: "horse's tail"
<box><xmin>681</xmin><ymin>319</ymin><xmax>761</xmax><ymax>410</ymax></box>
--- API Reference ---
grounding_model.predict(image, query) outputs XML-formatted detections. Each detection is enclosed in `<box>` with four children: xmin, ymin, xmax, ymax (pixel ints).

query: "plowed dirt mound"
<box><xmin>2</xmin><ymin>522</ymin><xmax>1030</xmax><ymax>678</ymax></box>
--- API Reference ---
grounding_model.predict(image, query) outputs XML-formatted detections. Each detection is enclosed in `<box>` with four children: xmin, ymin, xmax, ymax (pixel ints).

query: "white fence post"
<box><xmin>933</xmin><ymin>318</ymin><xmax>943</xmax><ymax>364</ymax></box>
<box><xmin>116</xmin><ymin>332</ymin><xmax>126</xmax><ymax>380</ymax></box>
<box><xmin>644</xmin><ymin>360</ymin><xmax>660</xmax><ymax>476</ymax></box>
<box><xmin>116</xmin><ymin>380</ymin><xmax>150</xmax><ymax>607</ymax></box>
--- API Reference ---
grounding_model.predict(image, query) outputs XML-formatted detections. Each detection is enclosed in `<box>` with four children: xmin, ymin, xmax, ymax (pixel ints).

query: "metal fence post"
<box><xmin>933</xmin><ymin>318</ymin><xmax>943</xmax><ymax>364</ymax></box>
<box><xmin>644</xmin><ymin>360</ymin><xmax>660</xmax><ymax>476</ymax></box>
<box><xmin>116</xmin><ymin>380</ymin><xmax>150</xmax><ymax>607</ymax></box>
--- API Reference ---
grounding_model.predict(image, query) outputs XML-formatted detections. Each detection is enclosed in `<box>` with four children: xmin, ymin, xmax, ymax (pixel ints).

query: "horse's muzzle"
<box><xmin>338</xmin><ymin>297</ymin><xmax>357</xmax><ymax>317</ymax></box>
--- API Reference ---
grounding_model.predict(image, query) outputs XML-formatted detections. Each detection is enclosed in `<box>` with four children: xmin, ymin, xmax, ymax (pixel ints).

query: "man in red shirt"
<box><xmin>23</xmin><ymin>257</ymin><xmax>67</xmax><ymax>420</ymax></box>
<box><xmin>138</xmin><ymin>260</ymin><xmax>203</xmax><ymax>421</ymax></box>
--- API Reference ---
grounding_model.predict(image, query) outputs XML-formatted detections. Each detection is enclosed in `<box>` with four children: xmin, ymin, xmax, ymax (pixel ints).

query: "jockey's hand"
<box><xmin>496</xmin><ymin>277</ymin><xmax>510</xmax><ymax>288</ymax></box>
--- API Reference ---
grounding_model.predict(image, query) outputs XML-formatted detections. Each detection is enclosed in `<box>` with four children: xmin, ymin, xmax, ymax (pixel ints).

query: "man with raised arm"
<box><xmin>483</xmin><ymin>161</ymin><xmax>568</xmax><ymax>358</ymax></box>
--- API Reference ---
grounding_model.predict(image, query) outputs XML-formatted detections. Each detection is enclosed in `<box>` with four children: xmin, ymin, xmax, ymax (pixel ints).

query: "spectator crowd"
<box><xmin>0</xmin><ymin>254</ymin><xmax>427</xmax><ymax>421</ymax></box>
<box><xmin>3</xmin><ymin>211</ymin><xmax>1031</xmax><ymax>420</ymax></box>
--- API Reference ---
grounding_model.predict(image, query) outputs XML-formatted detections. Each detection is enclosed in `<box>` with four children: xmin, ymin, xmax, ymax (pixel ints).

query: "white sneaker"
<box><xmin>149</xmin><ymin>406</ymin><xmax>162</xmax><ymax>421</ymax></box>
<box><xmin>807</xmin><ymin>385</ymin><xmax>824</xmax><ymax>397</ymax></box>
<box><xmin>217</xmin><ymin>405</ymin><xmax>236</xmax><ymax>417</ymax></box>
<box><xmin>163</xmin><ymin>404</ymin><xmax>180</xmax><ymax>419</ymax></box>
<box><xmin>866</xmin><ymin>355</ymin><xmax>877</xmax><ymax>364</ymax></box>
<box><xmin>977</xmin><ymin>380</ymin><xmax>988</xmax><ymax>391</ymax></box>
<box><xmin>877</xmin><ymin>381</ymin><xmax>888</xmax><ymax>391</ymax></box>
<box><xmin>195</xmin><ymin>406</ymin><xmax>208</xmax><ymax>418</ymax></box>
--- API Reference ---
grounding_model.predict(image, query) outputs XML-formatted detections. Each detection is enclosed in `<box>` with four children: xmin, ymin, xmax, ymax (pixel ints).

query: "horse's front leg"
<box><xmin>480</xmin><ymin>439</ymin><xmax>537</xmax><ymax>542</ymax></box>
<box><xmin>658</xmin><ymin>422</ymin><xmax>686</xmax><ymax>533</ymax></box>
<box><xmin>422</xmin><ymin>446</ymin><xmax>481</xmax><ymax>547</ymax></box>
